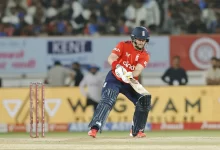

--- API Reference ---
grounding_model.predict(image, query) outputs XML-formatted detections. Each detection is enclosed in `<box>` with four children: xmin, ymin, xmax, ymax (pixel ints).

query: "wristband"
<box><xmin>112</xmin><ymin>61</ymin><xmax>119</xmax><ymax>69</ymax></box>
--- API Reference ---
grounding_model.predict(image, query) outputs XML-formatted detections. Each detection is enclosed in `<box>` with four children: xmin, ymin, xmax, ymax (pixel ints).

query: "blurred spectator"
<box><xmin>198</xmin><ymin>0</ymin><xmax>207</xmax><ymax>10</ymax></box>
<box><xmin>201</xmin><ymin>2</ymin><xmax>217</xmax><ymax>33</ymax></box>
<box><xmin>205</xmin><ymin>57</ymin><xmax>220</xmax><ymax>85</ymax></box>
<box><xmin>161</xmin><ymin>56</ymin><xmax>188</xmax><ymax>86</ymax></box>
<box><xmin>218</xmin><ymin>58</ymin><xmax>220</xmax><ymax>69</ymax></box>
<box><xmin>72</xmin><ymin>62</ymin><xmax>84</xmax><ymax>86</ymax></box>
<box><xmin>2</xmin><ymin>7</ymin><xmax>19</xmax><ymax>25</ymax></box>
<box><xmin>70</xmin><ymin>0</ymin><xmax>87</xmax><ymax>34</ymax></box>
<box><xmin>84</xmin><ymin>13</ymin><xmax>99</xmax><ymax>35</ymax></box>
<box><xmin>79</xmin><ymin>64</ymin><xmax>103</xmax><ymax>111</ymax></box>
<box><xmin>117</xmin><ymin>16</ymin><xmax>130</xmax><ymax>35</ymax></box>
<box><xmin>0</xmin><ymin>0</ymin><xmax>219</xmax><ymax>36</ymax></box>
<box><xmin>188</xmin><ymin>14</ymin><xmax>207</xmax><ymax>33</ymax></box>
<box><xmin>124</xmin><ymin>0</ymin><xmax>147</xmax><ymax>29</ymax></box>
<box><xmin>46</xmin><ymin>61</ymin><xmax>75</xmax><ymax>86</ymax></box>
<box><xmin>45</xmin><ymin>0</ymin><xmax>59</xmax><ymax>23</ymax></box>
<box><xmin>63</xmin><ymin>22</ymin><xmax>74</xmax><ymax>35</ymax></box>
<box><xmin>215</xmin><ymin>13</ymin><xmax>220</xmax><ymax>33</ymax></box>
<box><xmin>0</xmin><ymin>24</ymin><xmax>7</xmax><ymax>36</ymax></box>
<box><xmin>144</xmin><ymin>0</ymin><xmax>160</xmax><ymax>33</ymax></box>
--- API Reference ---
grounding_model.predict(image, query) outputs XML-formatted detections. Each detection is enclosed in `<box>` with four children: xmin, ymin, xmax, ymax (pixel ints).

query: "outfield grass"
<box><xmin>0</xmin><ymin>131</ymin><xmax>220</xmax><ymax>150</ymax></box>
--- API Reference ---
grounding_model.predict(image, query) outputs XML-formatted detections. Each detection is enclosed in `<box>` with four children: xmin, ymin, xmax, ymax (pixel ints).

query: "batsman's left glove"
<box><xmin>121</xmin><ymin>72</ymin><xmax>133</xmax><ymax>83</ymax></box>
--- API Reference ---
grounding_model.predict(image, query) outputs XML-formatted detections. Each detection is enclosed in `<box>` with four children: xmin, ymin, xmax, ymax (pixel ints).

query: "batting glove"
<box><xmin>121</xmin><ymin>72</ymin><xmax>133</xmax><ymax>83</ymax></box>
<box><xmin>115</xmin><ymin>65</ymin><xmax>127</xmax><ymax>78</ymax></box>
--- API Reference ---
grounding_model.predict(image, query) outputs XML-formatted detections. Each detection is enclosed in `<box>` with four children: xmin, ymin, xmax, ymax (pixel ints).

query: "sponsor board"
<box><xmin>0</xmin><ymin>38</ymin><xmax>47</xmax><ymax>73</ymax></box>
<box><xmin>26</xmin><ymin>123</ymin><xmax>49</xmax><ymax>132</ymax></box>
<box><xmin>200</xmin><ymin>122</ymin><xmax>220</xmax><ymax>130</ymax></box>
<box><xmin>47</xmin><ymin>39</ymin><xmax>93</xmax><ymax>71</ymax></box>
<box><xmin>46</xmin><ymin>36</ymin><xmax>170</xmax><ymax>73</ymax></box>
<box><xmin>151</xmin><ymin>123</ymin><xmax>184</xmax><ymax>131</ymax></box>
<box><xmin>45</xmin><ymin>99</ymin><xmax>61</xmax><ymax>117</ymax></box>
<box><xmin>160</xmin><ymin>123</ymin><xmax>184</xmax><ymax>130</ymax></box>
<box><xmin>0</xmin><ymin>86</ymin><xmax>220</xmax><ymax>124</ymax></box>
<box><xmin>0</xmin><ymin>37</ymin><xmax>170</xmax><ymax>74</ymax></box>
<box><xmin>170</xmin><ymin>35</ymin><xmax>220</xmax><ymax>70</ymax></box>
<box><xmin>0</xmin><ymin>124</ymin><xmax>8</xmax><ymax>133</ymax></box>
<box><xmin>3</xmin><ymin>122</ymin><xmax>220</xmax><ymax>132</ymax></box>
<box><xmin>151</xmin><ymin>122</ymin><xmax>220</xmax><ymax>131</ymax></box>
<box><xmin>184</xmin><ymin>122</ymin><xmax>203</xmax><ymax>130</ymax></box>
<box><xmin>148</xmin><ymin>86</ymin><xmax>220</xmax><ymax>123</ymax></box>
<box><xmin>8</xmin><ymin>124</ymin><xmax>26</xmax><ymax>132</ymax></box>
<box><xmin>2</xmin><ymin>99</ymin><xmax>22</xmax><ymax>117</ymax></box>
<box><xmin>49</xmin><ymin>123</ymin><xmax>68</xmax><ymax>132</ymax></box>
<box><xmin>68</xmin><ymin>122</ymin><xmax>151</xmax><ymax>132</ymax></box>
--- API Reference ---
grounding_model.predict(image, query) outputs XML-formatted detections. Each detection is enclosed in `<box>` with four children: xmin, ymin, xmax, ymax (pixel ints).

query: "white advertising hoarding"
<box><xmin>0</xmin><ymin>36</ymin><xmax>170</xmax><ymax>74</ymax></box>
<box><xmin>0</xmin><ymin>38</ymin><xmax>47</xmax><ymax>74</ymax></box>
<box><xmin>46</xmin><ymin>36</ymin><xmax>170</xmax><ymax>73</ymax></box>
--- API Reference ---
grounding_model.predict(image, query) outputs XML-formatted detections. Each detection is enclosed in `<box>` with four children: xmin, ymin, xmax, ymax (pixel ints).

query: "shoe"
<box><xmin>88</xmin><ymin>129</ymin><xmax>98</xmax><ymax>138</ymax></box>
<box><xmin>129</xmin><ymin>129</ymin><xmax>133</xmax><ymax>137</ymax></box>
<box><xmin>136</xmin><ymin>131</ymin><xmax>146</xmax><ymax>138</ymax></box>
<box><xmin>129</xmin><ymin>129</ymin><xmax>146</xmax><ymax>138</ymax></box>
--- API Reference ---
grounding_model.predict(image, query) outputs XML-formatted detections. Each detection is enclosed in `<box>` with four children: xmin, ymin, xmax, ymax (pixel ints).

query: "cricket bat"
<box><xmin>129</xmin><ymin>78</ymin><xmax>150</xmax><ymax>95</ymax></box>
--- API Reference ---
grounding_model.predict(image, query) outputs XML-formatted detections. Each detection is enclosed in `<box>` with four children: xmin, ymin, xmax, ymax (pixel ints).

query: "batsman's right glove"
<box><xmin>121</xmin><ymin>72</ymin><xmax>133</xmax><ymax>83</ymax></box>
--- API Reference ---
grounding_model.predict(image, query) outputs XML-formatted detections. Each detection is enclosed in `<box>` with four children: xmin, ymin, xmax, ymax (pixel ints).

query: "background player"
<box><xmin>79</xmin><ymin>64</ymin><xmax>103</xmax><ymax>112</ymax></box>
<box><xmin>88</xmin><ymin>26</ymin><xmax>151</xmax><ymax>138</ymax></box>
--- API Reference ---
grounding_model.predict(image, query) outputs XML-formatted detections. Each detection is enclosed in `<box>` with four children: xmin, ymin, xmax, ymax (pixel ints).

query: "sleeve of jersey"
<box><xmin>139</xmin><ymin>54</ymin><xmax>150</xmax><ymax>68</ymax></box>
<box><xmin>111</xmin><ymin>42</ymin><xmax>124</xmax><ymax>57</ymax></box>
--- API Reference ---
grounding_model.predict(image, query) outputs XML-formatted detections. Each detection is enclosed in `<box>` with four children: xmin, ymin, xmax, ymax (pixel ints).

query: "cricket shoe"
<box><xmin>88</xmin><ymin>129</ymin><xmax>98</xmax><ymax>138</ymax></box>
<box><xmin>129</xmin><ymin>130</ymin><xmax>146</xmax><ymax>138</ymax></box>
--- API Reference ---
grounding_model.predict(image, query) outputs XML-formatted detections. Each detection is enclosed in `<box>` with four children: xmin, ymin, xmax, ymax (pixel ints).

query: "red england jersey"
<box><xmin>111</xmin><ymin>41</ymin><xmax>150</xmax><ymax>81</ymax></box>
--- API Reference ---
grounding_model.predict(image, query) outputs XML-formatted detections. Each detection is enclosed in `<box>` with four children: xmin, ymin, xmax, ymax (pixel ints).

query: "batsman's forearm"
<box><xmin>132</xmin><ymin>64</ymin><xmax>144</xmax><ymax>78</ymax></box>
<box><xmin>108</xmin><ymin>53</ymin><xmax>119</xmax><ymax>65</ymax></box>
<box><xmin>108</xmin><ymin>58</ymin><xmax>115</xmax><ymax>65</ymax></box>
<box><xmin>132</xmin><ymin>70</ymin><xmax>141</xmax><ymax>77</ymax></box>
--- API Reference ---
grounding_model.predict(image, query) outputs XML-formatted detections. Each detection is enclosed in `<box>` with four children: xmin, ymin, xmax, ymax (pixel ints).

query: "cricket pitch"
<box><xmin>0</xmin><ymin>131</ymin><xmax>220</xmax><ymax>150</ymax></box>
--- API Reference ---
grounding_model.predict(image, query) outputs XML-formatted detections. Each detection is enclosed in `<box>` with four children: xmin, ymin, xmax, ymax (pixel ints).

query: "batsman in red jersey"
<box><xmin>88</xmin><ymin>26</ymin><xmax>151</xmax><ymax>138</ymax></box>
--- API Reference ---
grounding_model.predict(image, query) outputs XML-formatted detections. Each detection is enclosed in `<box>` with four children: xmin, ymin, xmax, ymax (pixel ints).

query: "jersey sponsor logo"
<box><xmin>113</xmin><ymin>48</ymin><xmax>120</xmax><ymax>52</ymax></box>
<box><xmin>123</xmin><ymin>61</ymin><xmax>135</xmax><ymax>70</ymax></box>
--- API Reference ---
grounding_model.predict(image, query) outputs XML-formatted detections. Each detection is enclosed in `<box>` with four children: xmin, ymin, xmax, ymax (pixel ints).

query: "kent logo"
<box><xmin>48</xmin><ymin>40</ymin><xmax>92</xmax><ymax>54</ymax></box>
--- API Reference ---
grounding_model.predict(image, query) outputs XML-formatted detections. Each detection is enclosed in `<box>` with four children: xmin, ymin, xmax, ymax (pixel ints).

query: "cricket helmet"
<box><xmin>131</xmin><ymin>26</ymin><xmax>150</xmax><ymax>42</ymax></box>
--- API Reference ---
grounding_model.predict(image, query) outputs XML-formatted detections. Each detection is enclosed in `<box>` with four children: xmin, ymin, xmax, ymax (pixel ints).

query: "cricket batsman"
<box><xmin>88</xmin><ymin>26</ymin><xmax>151</xmax><ymax>138</ymax></box>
